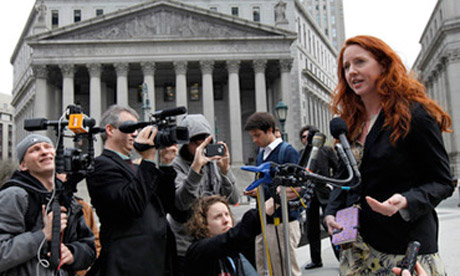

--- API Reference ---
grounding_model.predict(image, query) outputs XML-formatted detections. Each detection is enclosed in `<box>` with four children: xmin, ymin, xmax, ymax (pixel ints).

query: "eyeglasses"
<box><xmin>301</xmin><ymin>135</ymin><xmax>307</xmax><ymax>139</ymax></box>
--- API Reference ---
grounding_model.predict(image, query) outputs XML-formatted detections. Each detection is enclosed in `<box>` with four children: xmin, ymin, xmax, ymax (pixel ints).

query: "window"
<box><xmin>253</xmin><ymin>6</ymin><xmax>260</xmax><ymax>22</ymax></box>
<box><xmin>8</xmin><ymin>125</ymin><xmax>12</xmax><ymax>159</ymax></box>
<box><xmin>231</xmin><ymin>7</ymin><xmax>239</xmax><ymax>16</ymax></box>
<box><xmin>74</xmin><ymin>9</ymin><xmax>81</xmax><ymax>22</ymax></box>
<box><xmin>96</xmin><ymin>9</ymin><xmax>104</xmax><ymax>16</ymax></box>
<box><xmin>210</xmin><ymin>7</ymin><xmax>217</xmax><ymax>12</ymax></box>
<box><xmin>51</xmin><ymin>10</ymin><xmax>59</xmax><ymax>28</ymax></box>
<box><xmin>331</xmin><ymin>15</ymin><xmax>336</xmax><ymax>24</ymax></box>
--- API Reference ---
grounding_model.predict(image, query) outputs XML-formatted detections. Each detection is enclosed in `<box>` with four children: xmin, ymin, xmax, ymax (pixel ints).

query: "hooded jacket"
<box><xmin>169</xmin><ymin>114</ymin><xmax>239</xmax><ymax>256</ymax></box>
<box><xmin>0</xmin><ymin>170</ymin><xmax>96</xmax><ymax>276</ymax></box>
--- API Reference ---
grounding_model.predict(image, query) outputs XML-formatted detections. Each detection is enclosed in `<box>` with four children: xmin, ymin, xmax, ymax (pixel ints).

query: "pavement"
<box><xmin>231</xmin><ymin>190</ymin><xmax>460</xmax><ymax>276</ymax></box>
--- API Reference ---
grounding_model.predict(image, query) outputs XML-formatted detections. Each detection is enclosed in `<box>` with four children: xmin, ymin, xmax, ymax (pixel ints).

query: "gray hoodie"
<box><xmin>169</xmin><ymin>114</ymin><xmax>239</xmax><ymax>256</ymax></box>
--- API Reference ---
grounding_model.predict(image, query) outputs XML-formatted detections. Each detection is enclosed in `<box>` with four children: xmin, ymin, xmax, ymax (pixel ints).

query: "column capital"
<box><xmin>226</xmin><ymin>60</ymin><xmax>241</xmax><ymax>74</ymax></box>
<box><xmin>279</xmin><ymin>59</ymin><xmax>293</xmax><ymax>73</ymax></box>
<box><xmin>87</xmin><ymin>63</ymin><xmax>102</xmax><ymax>78</ymax></box>
<box><xmin>253</xmin><ymin>59</ymin><xmax>267</xmax><ymax>73</ymax></box>
<box><xmin>114</xmin><ymin>63</ymin><xmax>129</xmax><ymax>77</ymax></box>
<box><xmin>174</xmin><ymin>61</ymin><xmax>188</xmax><ymax>75</ymax></box>
<box><xmin>59</xmin><ymin>64</ymin><xmax>75</xmax><ymax>78</ymax></box>
<box><xmin>31</xmin><ymin>64</ymin><xmax>48</xmax><ymax>78</ymax></box>
<box><xmin>200</xmin><ymin>60</ymin><xmax>215</xmax><ymax>75</ymax></box>
<box><xmin>141</xmin><ymin>62</ymin><xmax>156</xmax><ymax>75</ymax></box>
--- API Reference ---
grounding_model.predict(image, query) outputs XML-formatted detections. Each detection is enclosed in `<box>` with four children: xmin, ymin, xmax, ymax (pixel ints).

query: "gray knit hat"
<box><xmin>16</xmin><ymin>134</ymin><xmax>54</xmax><ymax>162</ymax></box>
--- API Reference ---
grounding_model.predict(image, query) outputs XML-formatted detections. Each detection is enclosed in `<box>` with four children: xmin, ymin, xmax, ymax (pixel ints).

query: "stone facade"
<box><xmin>0</xmin><ymin>94</ymin><xmax>14</xmax><ymax>160</ymax></box>
<box><xmin>11</xmin><ymin>0</ymin><xmax>341</xmax><ymax>191</ymax></box>
<box><xmin>413</xmin><ymin>0</ymin><xmax>460</xmax><ymax>177</ymax></box>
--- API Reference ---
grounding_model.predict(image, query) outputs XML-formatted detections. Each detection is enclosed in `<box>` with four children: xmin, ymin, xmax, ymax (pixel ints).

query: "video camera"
<box><xmin>118</xmin><ymin>106</ymin><xmax>189</xmax><ymax>149</ymax></box>
<box><xmin>24</xmin><ymin>104</ymin><xmax>103</xmax><ymax>176</ymax></box>
<box><xmin>23</xmin><ymin>104</ymin><xmax>104</xmax><ymax>269</ymax></box>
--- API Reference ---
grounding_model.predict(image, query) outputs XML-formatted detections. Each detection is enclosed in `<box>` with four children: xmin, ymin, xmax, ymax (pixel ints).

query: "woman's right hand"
<box><xmin>392</xmin><ymin>262</ymin><xmax>427</xmax><ymax>276</ymax></box>
<box><xmin>324</xmin><ymin>215</ymin><xmax>343</xmax><ymax>236</ymax></box>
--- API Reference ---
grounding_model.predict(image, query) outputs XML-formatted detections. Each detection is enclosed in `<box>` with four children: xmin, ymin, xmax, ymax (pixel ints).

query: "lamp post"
<box><xmin>275</xmin><ymin>100</ymin><xmax>288</xmax><ymax>141</ymax></box>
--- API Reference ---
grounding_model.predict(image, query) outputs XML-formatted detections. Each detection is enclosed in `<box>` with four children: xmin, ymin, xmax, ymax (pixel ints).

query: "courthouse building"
<box><xmin>11</xmin><ymin>0</ymin><xmax>342</xmax><ymax>168</ymax></box>
<box><xmin>413</xmin><ymin>0</ymin><xmax>460</xmax><ymax>177</ymax></box>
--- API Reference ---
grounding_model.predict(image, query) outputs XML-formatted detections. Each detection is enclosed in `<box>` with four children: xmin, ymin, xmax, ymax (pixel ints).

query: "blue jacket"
<box><xmin>256</xmin><ymin>141</ymin><xmax>300</xmax><ymax>223</ymax></box>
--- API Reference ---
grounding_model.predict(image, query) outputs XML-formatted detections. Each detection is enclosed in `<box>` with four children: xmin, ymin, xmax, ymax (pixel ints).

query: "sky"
<box><xmin>0</xmin><ymin>0</ymin><xmax>438</xmax><ymax>96</ymax></box>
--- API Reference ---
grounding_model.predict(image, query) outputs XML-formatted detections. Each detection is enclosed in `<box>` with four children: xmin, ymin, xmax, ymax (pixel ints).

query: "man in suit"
<box><xmin>86</xmin><ymin>105</ymin><xmax>177</xmax><ymax>276</ymax></box>
<box><xmin>298</xmin><ymin>125</ymin><xmax>339</xmax><ymax>269</ymax></box>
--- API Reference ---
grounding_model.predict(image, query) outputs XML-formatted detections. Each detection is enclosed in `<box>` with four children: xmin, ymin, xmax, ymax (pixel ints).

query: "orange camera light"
<box><xmin>68</xmin><ymin>114</ymin><xmax>88</xmax><ymax>133</ymax></box>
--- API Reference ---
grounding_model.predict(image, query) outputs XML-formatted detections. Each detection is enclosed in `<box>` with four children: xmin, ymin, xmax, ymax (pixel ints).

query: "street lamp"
<box><xmin>275</xmin><ymin>100</ymin><xmax>288</xmax><ymax>141</ymax></box>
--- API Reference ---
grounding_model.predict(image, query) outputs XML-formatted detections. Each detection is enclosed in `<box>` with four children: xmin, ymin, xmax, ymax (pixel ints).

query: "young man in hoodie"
<box><xmin>168</xmin><ymin>114</ymin><xmax>240</xmax><ymax>275</ymax></box>
<box><xmin>0</xmin><ymin>134</ymin><xmax>96</xmax><ymax>276</ymax></box>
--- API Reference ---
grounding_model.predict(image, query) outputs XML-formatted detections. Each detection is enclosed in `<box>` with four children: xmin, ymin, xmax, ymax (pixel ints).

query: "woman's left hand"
<box><xmin>366</xmin><ymin>194</ymin><xmax>407</xmax><ymax>217</ymax></box>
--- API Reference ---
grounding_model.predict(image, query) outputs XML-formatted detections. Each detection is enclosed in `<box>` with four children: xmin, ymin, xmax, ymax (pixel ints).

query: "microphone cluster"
<box><xmin>241</xmin><ymin>117</ymin><xmax>362</xmax><ymax>202</ymax></box>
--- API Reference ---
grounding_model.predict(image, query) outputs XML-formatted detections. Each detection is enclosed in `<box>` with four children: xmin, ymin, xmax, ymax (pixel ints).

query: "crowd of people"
<box><xmin>0</xmin><ymin>35</ymin><xmax>455</xmax><ymax>276</ymax></box>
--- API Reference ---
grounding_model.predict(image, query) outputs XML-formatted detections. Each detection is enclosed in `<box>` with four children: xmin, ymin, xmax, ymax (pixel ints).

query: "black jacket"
<box><xmin>86</xmin><ymin>149</ymin><xmax>177</xmax><ymax>276</ymax></box>
<box><xmin>185</xmin><ymin>209</ymin><xmax>261</xmax><ymax>276</ymax></box>
<box><xmin>325</xmin><ymin>103</ymin><xmax>454</xmax><ymax>254</ymax></box>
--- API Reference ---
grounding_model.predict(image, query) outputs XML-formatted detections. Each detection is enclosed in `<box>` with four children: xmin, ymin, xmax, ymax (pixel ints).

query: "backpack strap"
<box><xmin>277</xmin><ymin>142</ymin><xmax>289</xmax><ymax>165</ymax></box>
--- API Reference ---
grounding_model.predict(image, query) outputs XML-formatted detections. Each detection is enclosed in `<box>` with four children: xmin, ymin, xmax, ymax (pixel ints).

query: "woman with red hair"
<box><xmin>324</xmin><ymin>35</ymin><xmax>454</xmax><ymax>275</ymax></box>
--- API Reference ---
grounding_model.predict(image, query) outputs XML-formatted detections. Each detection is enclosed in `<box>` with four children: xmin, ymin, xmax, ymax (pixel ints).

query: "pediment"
<box><xmin>29</xmin><ymin>0</ymin><xmax>295</xmax><ymax>42</ymax></box>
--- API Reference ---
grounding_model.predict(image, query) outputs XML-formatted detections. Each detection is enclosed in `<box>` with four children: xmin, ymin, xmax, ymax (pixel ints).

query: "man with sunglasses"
<box><xmin>168</xmin><ymin>114</ymin><xmax>239</xmax><ymax>275</ymax></box>
<box><xmin>298</xmin><ymin>125</ymin><xmax>339</xmax><ymax>269</ymax></box>
<box><xmin>86</xmin><ymin>105</ymin><xmax>178</xmax><ymax>276</ymax></box>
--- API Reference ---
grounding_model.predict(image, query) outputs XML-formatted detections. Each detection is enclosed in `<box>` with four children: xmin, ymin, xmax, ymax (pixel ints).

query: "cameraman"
<box><xmin>86</xmin><ymin>105</ymin><xmax>177</xmax><ymax>276</ymax></box>
<box><xmin>168</xmin><ymin>114</ymin><xmax>239</xmax><ymax>274</ymax></box>
<box><xmin>0</xmin><ymin>134</ymin><xmax>96</xmax><ymax>275</ymax></box>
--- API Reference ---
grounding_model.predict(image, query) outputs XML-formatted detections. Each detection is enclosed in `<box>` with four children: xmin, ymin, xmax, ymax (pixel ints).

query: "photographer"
<box><xmin>86</xmin><ymin>105</ymin><xmax>177</xmax><ymax>276</ymax></box>
<box><xmin>0</xmin><ymin>134</ymin><xmax>96</xmax><ymax>275</ymax></box>
<box><xmin>168</xmin><ymin>114</ymin><xmax>239</xmax><ymax>274</ymax></box>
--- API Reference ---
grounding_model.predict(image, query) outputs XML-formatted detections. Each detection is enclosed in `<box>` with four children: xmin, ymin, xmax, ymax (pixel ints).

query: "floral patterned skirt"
<box><xmin>339</xmin><ymin>234</ymin><xmax>446</xmax><ymax>276</ymax></box>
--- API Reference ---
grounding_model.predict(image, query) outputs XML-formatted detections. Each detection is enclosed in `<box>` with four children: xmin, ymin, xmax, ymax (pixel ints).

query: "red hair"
<box><xmin>331</xmin><ymin>35</ymin><xmax>451</xmax><ymax>144</ymax></box>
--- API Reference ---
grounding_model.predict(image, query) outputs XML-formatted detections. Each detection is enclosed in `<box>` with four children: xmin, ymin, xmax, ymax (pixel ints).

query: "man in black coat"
<box><xmin>298</xmin><ymin>125</ymin><xmax>339</xmax><ymax>269</ymax></box>
<box><xmin>86</xmin><ymin>105</ymin><xmax>177</xmax><ymax>276</ymax></box>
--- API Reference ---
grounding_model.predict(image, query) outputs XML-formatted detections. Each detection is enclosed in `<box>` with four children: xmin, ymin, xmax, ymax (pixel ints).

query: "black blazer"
<box><xmin>86</xmin><ymin>149</ymin><xmax>177</xmax><ymax>276</ymax></box>
<box><xmin>325</xmin><ymin>103</ymin><xmax>454</xmax><ymax>254</ymax></box>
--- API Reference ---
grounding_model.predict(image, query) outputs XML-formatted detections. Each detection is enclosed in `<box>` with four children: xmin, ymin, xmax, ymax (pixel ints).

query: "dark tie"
<box><xmin>124</xmin><ymin>159</ymin><xmax>137</xmax><ymax>172</ymax></box>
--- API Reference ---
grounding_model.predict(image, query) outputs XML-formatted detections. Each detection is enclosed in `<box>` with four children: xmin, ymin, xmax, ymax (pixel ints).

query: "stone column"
<box><xmin>141</xmin><ymin>62</ymin><xmax>156</xmax><ymax>118</ymax></box>
<box><xmin>200</xmin><ymin>60</ymin><xmax>215</xmax><ymax>135</ymax></box>
<box><xmin>174</xmin><ymin>61</ymin><xmax>188</xmax><ymax>111</ymax></box>
<box><xmin>226</xmin><ymin>60</ymin><xmax>243</xmax><ymax>164</ymax></box>
<box><xmin>87</xmin><ymin>63</ymin><xmax>103</xmax><ymax>155</ymax></box>
<box><xmin>31</xmin><ymin>65</ymin><xmax>49</xmax><ymax>118</ymax></box>
<box><xmin>114</xmin><ymin>63</ymin><xmax>129</xmax><ymax>107</ymax></box>
<box><xmin>280</xmin><ymin>59</ymin><xmax>293</xmax><ymax>142</ymax></box>
<box><xmin>253</xmin><ymin>59</ymin><xmax>267</xmax><ymax>112</ymax></box>
<box><xmin>59</xmin><ymin>64</ymin><xmax>75</xmax><ymax>111</ymax></box>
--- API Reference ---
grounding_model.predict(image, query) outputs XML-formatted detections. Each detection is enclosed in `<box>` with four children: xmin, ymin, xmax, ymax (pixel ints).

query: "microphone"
<box><xmin>118</xmin><ymin>121</ymin><xmax>151</xmax><ymax>134</ymax></box>
<box><xmin>153</xmin><ymin>106</ymin><xmax>187</xmax><ymax>118</ymax></box>
<box><xmin>329</xmin><ymin>117</ymin><xmax>361</xmax><ymax>180</ymax></box>
<box><xmin>24</xmin><ymin>118</ymin><xmax>68</xmax><ymax>131</ymax></box>
<box><xmin>306</xmin><ymin>132</ymin><xmax>326</xmax><ymax>171</ymax></box>
<box><xmin>298</xmin><ymin>128</ymin><xmax>319</xmax><ymax>168</ymax></box>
